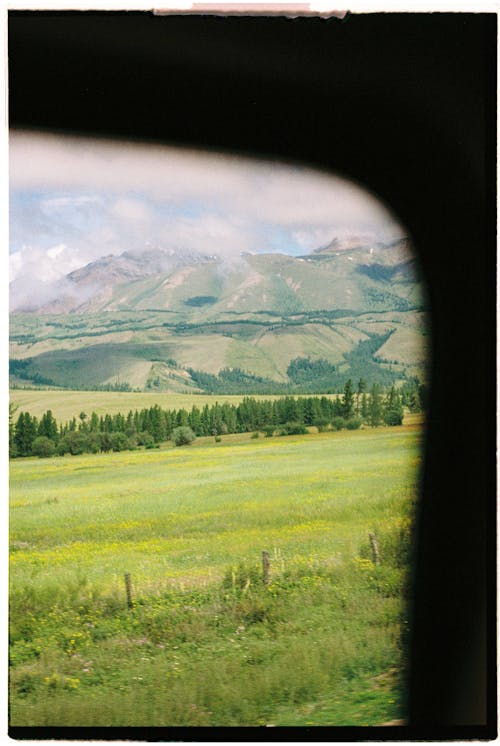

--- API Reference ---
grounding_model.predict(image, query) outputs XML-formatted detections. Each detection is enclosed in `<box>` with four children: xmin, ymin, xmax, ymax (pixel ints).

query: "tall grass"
<box><xmin>10</xmin><ymin>426</ymin><xmax>422</xmax><ymax>727</ymax></box>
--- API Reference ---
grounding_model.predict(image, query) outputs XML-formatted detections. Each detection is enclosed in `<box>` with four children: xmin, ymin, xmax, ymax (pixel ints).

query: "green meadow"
<box><xmin>10</xmin><ymin>389</ymin><xmax>334</xmax><ymax>422</ymax></box>
<box><xmin>10</xmin><ymin>423</ymin><xmax>422</xmax><ymax>727</ymax></box>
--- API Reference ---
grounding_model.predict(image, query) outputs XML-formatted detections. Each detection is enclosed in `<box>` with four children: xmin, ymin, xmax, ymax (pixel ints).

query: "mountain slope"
<box><xmin>9</xmin><ymin>238</ymin><xmax>429</xmax><ymax>391</ymax></box>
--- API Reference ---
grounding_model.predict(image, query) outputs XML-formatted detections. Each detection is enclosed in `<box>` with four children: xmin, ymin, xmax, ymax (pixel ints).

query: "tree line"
<box><xmin>9</xmin><ymin>378</ymin><xmax>426</xmax><ymax>459</ymax></box>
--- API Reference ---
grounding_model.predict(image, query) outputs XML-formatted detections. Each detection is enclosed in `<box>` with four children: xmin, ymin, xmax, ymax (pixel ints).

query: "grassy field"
<box><xmin>9</xmin><ymin>389</ymin><xmax>342</xmax><ymax>422</ymax></box>
<box><xmin>9</xmin><ymin>423</ymin><xmax>422</xmax><ymax>727</ymax></box>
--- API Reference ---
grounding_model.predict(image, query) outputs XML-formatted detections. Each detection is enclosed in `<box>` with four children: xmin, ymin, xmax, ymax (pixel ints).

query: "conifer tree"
<box><xmin>342</xmin><ymin>379</ymin><xmax>355</xmax><ymax>419</ymax></box>
<box><xmin>9</xmin><ymin>403</ymin><xmax>18</xmax><ymax>457</ymax></box>
<box><xmin>356</xmin><ymin>378</ymin><xmax>367</xmax><ymax>414</ymax></box>
<box><xmin>125</xmin><ymin>411</ymin><xmax>134</xmax><ymax>434</ymax></box>
<box><xmin>90</xmin><ymin>412</ymin><xmax>100</xmax><ymax>432</ymax></box>
<box><xmin>384</xmin><ymin>386</ymin><xmax>404</xmax><ymax>426</ymax></box>
<box><xmin>176</xmin><ymin>408</ymin><xmax>189</xmax><ymax>428</ymax></box>
<box><xmin>38</xmin><ymin>410</ymin><xmax>58</xmax><ymax>442</ymax></box>
<box><xmin>368</xmin><ymin>383</ymin><xmax>383</xmax><ymax>427</ymax></box>
<box><xmin>200</xmin><ymin>405</ymin><xmax>210</xmax><ymax>435</ymax></box>
<box><xmin>189</xmin><ymin>405</ymin><xmax>202</xmax><ymax>435</ymax></box>
<box><xmin>149</xmin><ymin>404</ymin><xmax>166</xmax><ymax>442</ymax></box>
<box><xmin>15</xmin><ymin>412</ymin><xmax>38</xmax><ymax>456</ymax></box>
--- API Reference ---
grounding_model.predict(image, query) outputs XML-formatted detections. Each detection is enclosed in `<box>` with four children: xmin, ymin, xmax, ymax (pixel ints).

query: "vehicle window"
<box><xmin>9</xmin><ymin>131</ymin><xmax>429</xmax><ymax>728</ymax></box>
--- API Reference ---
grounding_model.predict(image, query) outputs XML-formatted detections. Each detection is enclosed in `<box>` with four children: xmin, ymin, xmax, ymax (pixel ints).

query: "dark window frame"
<box><xmin>8</xmin><ymin>10</ymin><xmax>497</xmax><ymax>740</ymax></box>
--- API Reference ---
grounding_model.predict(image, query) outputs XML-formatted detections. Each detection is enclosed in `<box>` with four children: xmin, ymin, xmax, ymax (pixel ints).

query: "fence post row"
<box><xmin>124</xmin><ymin>572</ymin><xmax>133</xmax><ymax>608</ymax></box>
<box><xmin>124</xmin><ymin>540</ymin><xmax>376</xmax><ymax>604</ymax></box>
<box><xmin>262</xmin><ymin>550</ymin><xmax>271</xmax><ymax>584</ymax></box>
<box><xmin>369</xmin><ymin>532</ymin><xmax>380</xmax><ymax>566</ymax></box>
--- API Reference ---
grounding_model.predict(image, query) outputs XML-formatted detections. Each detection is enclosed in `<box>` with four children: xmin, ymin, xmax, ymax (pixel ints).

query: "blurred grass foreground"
<box><xmin>10</xmin><ymin>421</ymin><xmax>422</xmax><ymax>727</ymax></box>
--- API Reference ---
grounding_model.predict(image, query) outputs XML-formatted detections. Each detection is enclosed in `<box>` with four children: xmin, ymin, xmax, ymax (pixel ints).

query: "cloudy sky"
<box><xmin>10</xmin><ymin>130</ymin><xmax>404</xmax><ymax>299</ymax></box>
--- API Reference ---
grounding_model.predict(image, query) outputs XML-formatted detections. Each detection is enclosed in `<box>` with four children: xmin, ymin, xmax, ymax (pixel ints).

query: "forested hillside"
<box><xmin>10</xmin><ymin>238</ymin><xmax>429</xmax><ymax>392</ymax></box>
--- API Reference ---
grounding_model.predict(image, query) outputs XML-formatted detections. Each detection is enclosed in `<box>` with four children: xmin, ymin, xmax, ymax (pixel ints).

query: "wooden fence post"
<box><xmin>262</xmin><ymin>550</ymin><xmax>271</xmax><ymax>584</ymax></box>
<box><xmin>369</xmin><ymin>532</ymin><xmax>380</xmax><ymax>566</ymax></box>
<box><xmin>124</xmin><ymin>572</ymin><xmax>133</xmax><ymax>608</ymax></box>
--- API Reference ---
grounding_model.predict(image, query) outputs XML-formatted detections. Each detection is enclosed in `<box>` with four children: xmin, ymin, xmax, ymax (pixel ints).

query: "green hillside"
<box><xmin>9</xmin><ymin>241</ymin><xmax>429</xmax><ymax>392</ymax></box>
<box><xmin>10</xmin><ymin>311</ymin><xmax>428</xmax><ymax>392</ymax></box>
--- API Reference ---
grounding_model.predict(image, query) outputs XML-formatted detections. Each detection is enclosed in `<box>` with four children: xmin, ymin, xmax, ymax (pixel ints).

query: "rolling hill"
<box><xmin>9</xmin><ymin>238</ymin><xmax>429</xmax><ymax>392</ymax></box>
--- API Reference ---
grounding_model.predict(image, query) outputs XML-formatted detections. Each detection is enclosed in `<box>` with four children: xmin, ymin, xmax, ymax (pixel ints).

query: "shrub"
<box><xmin>13</xmin><ymin>671</ymin><xmax>40</xmax><ymax>697</ymax></box>
<box><xmin>214</xmin><ymin>436</ymin><xmax>222</xmax><ymax>443</ymax></box>
<box><xmin>85</xmin><ymin>432</ymin><xmax>101</xmax><ymax>454</ymax></box>
<box><xmin>332</xmin><ymin>417</ymin><xmax>345</xmax><ymax>431</ymax></box>
<box><xmin>31</xmin><ymin>435</ymin><xmax>56</xmax><ymax>458</ymax></box>
<box><xmin>126</xmin><ymin>435</ymin><xmax>138</xmax><ymax>450</ymax></box>
<box><xmin>99</xmin><ymin>432</ymin><xmax>113</xmax><ymax>453</ymax></box>
<box><xmin>345</xmin><ymin>417</ymin><xmax>362</xmax><ymax>430</ymax></box>
<box><xmin>313</xmin><ymin>417</ymin><xmax>330</xmax><ymax>433</ymax></box>
<box><xmin>57</xmin><ymin>431</ymin><xmax>87</xmax><ymax>456</ymax></box>
<box><xmin>251</xmin><ymin>432</ymin><xmax>260</xmax><ymax>439</ymax></box>
<box><xmin>171</xmin><ymin>426</ymin><xmax>196</xmax><ymax>446</ymax></box>
<box><xmin>137</xmin><ymin>431</ymin><xmax>154</xmax><ymax>447</ymax></box>
<box><xmin>262</xmin><ymin>425</ymin><xmax>275</xmax><ymax>438</ymax></box>
<box><xmin>110</xmin><ymin>432</ymin><xmax>130</xmax><ymax>452</ymax></box>
<box><xmin>384</xmin><ymin>408</ymin><xmax>404</xmax><ymax>426</ymax></box>
<box><xmin>279</xmin><ymin>422</ymin><xmax>308</xmax><ymax>436</ymax></box>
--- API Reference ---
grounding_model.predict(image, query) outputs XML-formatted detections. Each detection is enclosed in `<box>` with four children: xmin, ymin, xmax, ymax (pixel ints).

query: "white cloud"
<box><xmin>46</xmin><ymin>243</ymin><xmax>67</xmax><ymax>259</ymax></box>
<box><xmin>291</xmin><ymin>226</ymin><xmax>402</xmax><ymax>252</ymax></box>
<box><xmin>10</xmin><ymin>243</ymin><xmax>86</xmax><ymax>284</ymax></box>
<box><xmin>111</xmin><ymin>198</ymin><xmax>152</xmax><ymax>222</ymax></box>
<box><xmin>9</xmin><ymin>130</ymin><xmax>407</xmax><ymax>309</ymax></box>
<box><xmin>155</xmin><ymin>212</ymin><xmax>256</xmax><ymax>256</ymax></box>
<box><xmin>10</xmin><ymin>131</ymin><xmax>403</xmax><ymax>242</ymax></box>
<box><xmin>41</xmin><ymin>195</ymin><xmax>100</xmax><ymax>211</ymax></box>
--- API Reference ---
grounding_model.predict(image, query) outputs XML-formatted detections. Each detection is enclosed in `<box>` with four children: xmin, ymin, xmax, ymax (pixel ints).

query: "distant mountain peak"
<box><xmin>312</xmin><ymin>235</ymin><xmax>408</xmax><ymax>257</ymax></box>
<box><xmin>10</xmin><ymin>237</ymin><xmax>417</xmax><ymax>315</ymax></box>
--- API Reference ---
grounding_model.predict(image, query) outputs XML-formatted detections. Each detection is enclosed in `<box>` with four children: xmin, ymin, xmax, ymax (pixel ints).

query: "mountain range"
<box><xmin>9</xmin><ymin>237</ymin><xmax>429</xmax><ymax>393</ymax></box>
